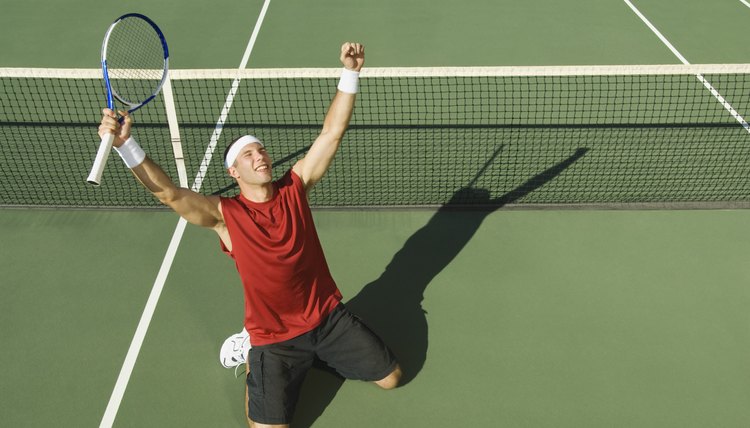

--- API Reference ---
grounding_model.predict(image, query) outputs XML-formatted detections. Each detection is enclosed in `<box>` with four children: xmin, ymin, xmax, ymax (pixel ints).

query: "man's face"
<box><xmin>228</xmin><ymin>143</ymin><xmax>273</xmax><ymax>185</ymax></box>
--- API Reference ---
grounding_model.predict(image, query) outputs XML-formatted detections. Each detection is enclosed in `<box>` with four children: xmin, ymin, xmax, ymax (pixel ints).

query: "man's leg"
<box><xmin>246</xmin><ymin>378</ymin><xmax>289</xmax><ymax>428</ymax></box>
<box><xmin>374</xmin><ymin>363</ymin><xmax>402</xmax><ymax>390</ymax></box>
<box><xmin>315</xmin><ymin>305</ymin><xmax>401</xmax><ymax>387</ymax></box>
<box><xmin>245</xmin><ymin>343</ymin><xmax>314</xmax><ymax>427</ymax></box>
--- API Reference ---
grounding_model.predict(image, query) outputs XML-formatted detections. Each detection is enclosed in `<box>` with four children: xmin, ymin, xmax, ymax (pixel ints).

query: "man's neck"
<box><xmin>240</xmin><ymin>182</ymin><xmax>274</xmax><ymax>203</ymax></box>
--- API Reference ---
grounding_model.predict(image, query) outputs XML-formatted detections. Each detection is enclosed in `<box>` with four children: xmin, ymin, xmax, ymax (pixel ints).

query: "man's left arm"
<box><xmin>293</xmin><ymin>42</ymin><xmax>364</xmax><ymax>192</ymax></box>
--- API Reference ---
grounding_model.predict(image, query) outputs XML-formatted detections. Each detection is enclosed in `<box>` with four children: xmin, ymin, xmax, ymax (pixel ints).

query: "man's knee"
<box><xmin>248</xmin><ymin>419</ymin><xmax>289</xmax><ymax>428</ymax></box>
<box><xmin>374</xmin><ymin>364</ymin><xmax>402</xmax><ymax>390</ymax></box>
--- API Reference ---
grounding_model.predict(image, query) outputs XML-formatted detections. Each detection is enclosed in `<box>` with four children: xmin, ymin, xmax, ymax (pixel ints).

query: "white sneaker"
<box><xmin>219</xmin><ymin>328</ymin><xmax>251</xmax><ymax>370</ymax></box>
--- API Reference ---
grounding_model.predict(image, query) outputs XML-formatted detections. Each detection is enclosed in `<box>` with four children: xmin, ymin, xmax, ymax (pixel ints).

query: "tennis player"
<box><xmin>98</xmin><ymin>42</ymin><xmax>401</xmax><ymax>428</ymax></box>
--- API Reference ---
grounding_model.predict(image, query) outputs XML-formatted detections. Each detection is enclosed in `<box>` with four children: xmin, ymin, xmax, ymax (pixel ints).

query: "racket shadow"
<box><xmin>293</xmin><ymin>146</ymin><xmax>589</xmax><ymax>427</ymax></box>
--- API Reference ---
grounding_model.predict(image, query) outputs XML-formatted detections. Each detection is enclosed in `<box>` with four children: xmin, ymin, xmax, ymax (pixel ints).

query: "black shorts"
<box><xmin>246</xmin><ymin>303</ymin><xmax>398</xmax><ymax>425</ymax></box>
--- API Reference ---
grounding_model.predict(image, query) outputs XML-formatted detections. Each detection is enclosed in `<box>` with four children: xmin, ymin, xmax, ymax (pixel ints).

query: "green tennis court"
<box><xmin>2</xmin><ymin>0</ymin><xmax>750</xmax><ymax>427</ymax></box>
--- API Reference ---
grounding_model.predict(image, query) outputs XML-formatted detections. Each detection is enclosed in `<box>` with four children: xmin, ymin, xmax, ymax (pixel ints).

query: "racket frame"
<box><xmin>87</xmin><ymin>13</ymin><xmax>169</xmax><ymax>186</ymax></box>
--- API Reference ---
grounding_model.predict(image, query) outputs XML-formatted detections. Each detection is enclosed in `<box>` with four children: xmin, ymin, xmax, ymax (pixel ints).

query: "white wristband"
<box><xmin>337</xmin><ymin>68</ymin><xmax>360</xmax><ymax>94</ymax></box>
<box><xmin>114</xmin><ymin>136</ymin><xmax>146</xmax><ymax>168</ymax></box>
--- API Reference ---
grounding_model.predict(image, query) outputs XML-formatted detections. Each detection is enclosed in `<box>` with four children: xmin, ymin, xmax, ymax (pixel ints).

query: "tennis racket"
<box><xmin>87</xmin><ymin>13</ymin><xmax>169</xmax><ymax>186</ymax></box>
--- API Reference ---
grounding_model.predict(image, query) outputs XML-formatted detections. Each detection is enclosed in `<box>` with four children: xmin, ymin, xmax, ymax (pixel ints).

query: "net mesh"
<box><xmin>1</xmin><ymin>65</ymin><xmax>750</xmax><ymax>208</ymax></box>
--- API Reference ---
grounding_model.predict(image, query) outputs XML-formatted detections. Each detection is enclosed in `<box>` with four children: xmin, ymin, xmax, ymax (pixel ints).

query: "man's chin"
<box><xmin>256</xmin><ymin>171</ymin><xmax>273</xmax><ymax>183</ymax></box>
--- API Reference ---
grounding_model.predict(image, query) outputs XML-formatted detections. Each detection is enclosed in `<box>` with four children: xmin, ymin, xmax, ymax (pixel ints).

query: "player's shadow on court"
<box><xmin>293</xmin><ymin>147</ymin><xmax>588</xmax><ymax>427</ymax></box>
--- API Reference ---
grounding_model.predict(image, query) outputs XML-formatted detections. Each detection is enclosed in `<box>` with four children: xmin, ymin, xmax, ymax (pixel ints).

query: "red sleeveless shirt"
<box><xmin>220</xmin><ymin>170</ymin><xmax>342</xmax><ymax>346</ymax></box>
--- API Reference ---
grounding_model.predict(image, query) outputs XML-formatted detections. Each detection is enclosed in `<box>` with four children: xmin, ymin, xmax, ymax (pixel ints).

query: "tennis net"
<box><xmin>2</xmin><ymin>65</ymin><xmax>750</xmax><ymax>208</ymax></box>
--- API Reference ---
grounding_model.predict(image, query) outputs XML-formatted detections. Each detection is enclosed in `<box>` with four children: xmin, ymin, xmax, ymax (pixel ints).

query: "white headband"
<box><xmin>224</xmin><ymin>135</ymin><xmax>264</xmax><ymax>168</ymax></box>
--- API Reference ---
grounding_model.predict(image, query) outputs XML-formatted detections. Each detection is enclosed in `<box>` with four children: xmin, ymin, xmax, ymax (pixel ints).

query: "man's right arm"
<box><xmin>99</xmin><ymin>109</ymin><xmax>225</xmax><ymax>232</ymax></box>
<box><xmin>129</xmin><ymin>157</ymin><xmax>224</xmax><ymax>229</ymax></box>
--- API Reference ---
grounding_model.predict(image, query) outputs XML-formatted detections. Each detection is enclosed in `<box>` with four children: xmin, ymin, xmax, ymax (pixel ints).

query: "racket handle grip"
<box><xmin>87</xmin><ymin>132</ymin><xmax>115</xmax><ymax>186</ymax></box>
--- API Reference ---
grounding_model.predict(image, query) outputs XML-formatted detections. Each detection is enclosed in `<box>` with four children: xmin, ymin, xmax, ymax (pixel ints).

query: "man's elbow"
<box><xmin>320</xmin><ymin>125</ymin><xmax>347</xmax><ymax>141</ymax></box>
<box><xmin>153</xmin><ymin>186</ymin><xmax>179</xmax><ymax>207</ymax></box>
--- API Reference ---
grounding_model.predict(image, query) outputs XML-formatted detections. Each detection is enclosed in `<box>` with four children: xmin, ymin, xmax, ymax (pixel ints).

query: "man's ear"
<box><xmin>227</xmin><ymin>166</ymin><xmax>240</xmax><ymax>179</ymax></box>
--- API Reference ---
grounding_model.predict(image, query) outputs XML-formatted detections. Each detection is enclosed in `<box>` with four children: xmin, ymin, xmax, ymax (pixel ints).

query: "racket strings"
<box><xmin>105</xmin><ymin>17</ymin><xmax>166</xmax><ymax>105</ymax></box>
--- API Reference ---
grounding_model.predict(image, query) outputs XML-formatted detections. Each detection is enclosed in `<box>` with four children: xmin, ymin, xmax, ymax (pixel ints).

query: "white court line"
<box><xmin>623</xmin><ymin>0</ymin><xmax>690</xmax><ymax>65</ymax></box>
<box><xmin>624</xmin><ymin>0</ymin><xmax>750</xmax><ymax>134</ymax></box>
<box><xmin>193</xmin><ymin>0</ymin><xmax>272</xmax><ymax>192</ymax></box>
<box><xmin>161</xmin><ymin>77</ymin><xmax>188</xmax><ymax>188</ymax></box>
<box><xmin>741</xmin><ymin>0</ymin><xmax>750</xmax><ymax>9</ymax></box>
<box><xmin>98</xmin><ymin>1</ymin><xmax>272</xmax><ymax>427</ymax></box>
